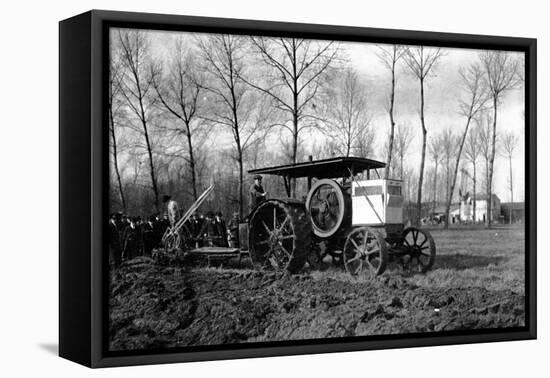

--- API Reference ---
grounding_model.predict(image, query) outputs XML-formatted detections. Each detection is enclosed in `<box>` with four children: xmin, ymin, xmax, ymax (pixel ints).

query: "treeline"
<box><xmin>109</xmin><ymin>29</ymin><xmax>523</xmax><ymax>228</ymax></box>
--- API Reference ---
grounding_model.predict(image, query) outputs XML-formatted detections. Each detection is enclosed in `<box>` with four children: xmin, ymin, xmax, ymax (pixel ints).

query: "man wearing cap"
<box><xmin>249</xmin><ymin>174</ymin><xmax>267</xmax><ymax>214</ymax></box>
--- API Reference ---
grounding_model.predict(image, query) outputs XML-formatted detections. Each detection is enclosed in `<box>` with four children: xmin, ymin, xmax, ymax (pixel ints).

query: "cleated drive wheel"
<box><xmin>400</xmin><ymin>227</ymin><xmax>436</xmax><ymax>273</ymax></box>
<box><xmin>343</xmin><ymin>227</ymin><xmax>388</xmax><ymax>277</ymax></box>
<box><xmin>249</xmin><ymin>199</ymin><xmax>311</xmax><ymax>274</ymax></box>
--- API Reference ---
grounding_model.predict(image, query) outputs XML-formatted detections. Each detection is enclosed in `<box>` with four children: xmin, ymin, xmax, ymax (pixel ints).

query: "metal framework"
<box><xmin>161</xmin><ymin>184</ymin><xmax>214</xmax><ymax>245</ymax></box>
<box><xmin>249</xmin><ymin>156</ymin><xmax>386</xmax><ymax>196</ymax></box>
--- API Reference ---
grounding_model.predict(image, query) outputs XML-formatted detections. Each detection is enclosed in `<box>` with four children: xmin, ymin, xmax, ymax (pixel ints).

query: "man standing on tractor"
<box><xmin>162</xmin><ymin>194</ymin><xmax>179</xmax><ymax>228</ymax></box>
<box><xmin>249</xmin><ymin>174</ymin><xmax>267</xmax><ymax>214</ymax></box>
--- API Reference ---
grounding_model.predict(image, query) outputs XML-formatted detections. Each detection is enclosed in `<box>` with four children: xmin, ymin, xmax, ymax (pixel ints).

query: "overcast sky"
<box><xmin>115</xmin><ymin>28</ymin><xmax>525</xmax><ymax>202</ymax></box>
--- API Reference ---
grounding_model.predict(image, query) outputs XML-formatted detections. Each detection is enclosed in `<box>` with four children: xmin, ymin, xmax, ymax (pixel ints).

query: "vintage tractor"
<box><xmin>162</xmin><ymin>156</ymin><xmax>436</xmax><ymax>277</ymax></box>
<box><xmin>243</xmin><ymin>156</ymin><xmax>436</xmax><ymax>276</ymax></box>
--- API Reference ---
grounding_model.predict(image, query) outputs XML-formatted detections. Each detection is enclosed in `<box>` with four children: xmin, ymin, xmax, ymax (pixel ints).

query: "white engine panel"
<box><xmin>351</xmin><ymin>179</ymin><xmax>403</xmax><ymax>226</ymax></box>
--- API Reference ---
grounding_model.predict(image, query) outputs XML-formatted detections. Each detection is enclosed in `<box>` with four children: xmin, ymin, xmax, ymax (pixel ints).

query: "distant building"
<box><xmin>459</xmin><ymin>193</ymin><xmax>501</xmax><ymax>223</ymax></box>
<box><xmin>403</xmin><ymin>195</ymin><xmax>504</xmax><ymax>225</ymax></box>
<box><xmin>501</xmin><ymin>202</ymin><xmax>525</xmax><ymax>223</ymax></box>
<box><xmin>449</xmin><ymin>206</ymin><xmax>461</xmax><ymax>224</ymax></box>
<box><xmin>432</xmin><ymin>204</ymin><xmax>460</xmax><ymax>224</ymax></box>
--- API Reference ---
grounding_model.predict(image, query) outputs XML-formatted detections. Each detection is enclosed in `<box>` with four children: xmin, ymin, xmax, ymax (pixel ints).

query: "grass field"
<box><xmin>410</xmin><ymin>225</ymin><xmax>525</xmax><ymax>294</ymax></box>
<box><xmin>312</xmin><ymin>224</ymin><xmax>525</xmax><ymax>295</ymax></box>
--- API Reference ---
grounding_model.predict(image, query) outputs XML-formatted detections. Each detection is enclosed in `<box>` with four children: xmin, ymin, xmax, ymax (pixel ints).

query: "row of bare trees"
<box><xmin>425</xmin><ymin>116</ymin><xmax>520</xmax><ymax>225</ymax></box>
<box><xmin>376</xmin><ymin>43</ymin><xmax>522</xmax><ymax>227</ymax></box>
<box><xmin>109</xmin><ymin>29</ymin><xmax>524</xmax><ymax>226</ymax></box>
<box><xmin>110</xmin><ymin>30</ymin><xmax>345</xmax><ymax>216</ymax></box>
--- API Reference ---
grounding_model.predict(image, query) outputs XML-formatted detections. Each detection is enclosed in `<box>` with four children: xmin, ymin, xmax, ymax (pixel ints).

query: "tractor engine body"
<box><xmin>351</xmin><ymin>179</ymin><xmax>403</xmax><ymax>226</ymax></box>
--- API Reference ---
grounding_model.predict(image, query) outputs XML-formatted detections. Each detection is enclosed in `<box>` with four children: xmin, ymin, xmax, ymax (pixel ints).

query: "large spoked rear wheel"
<box><xmin>400</xmin><ymin>227</ymin><xmax>436</xmax><ymax>273</ymax></box>
<box><xmin>249</xmin><ymin>199</ymin><xmax>311</xmax><ymax>274</ymax></box>
<box><xmin>343</xmin><ymin>227</ymin><xmax>388</xmax><ymax>277</ymax></box>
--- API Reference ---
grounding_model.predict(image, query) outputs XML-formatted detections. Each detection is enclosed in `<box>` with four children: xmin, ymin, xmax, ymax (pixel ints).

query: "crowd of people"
<box><xmin>108</xmin><ymin>213</ymin><xmax>167</xmax><ymax>267</ymax></box>
<box><xmin>108</xmin><ymin>209</ymin><xmax>240</xmax><ymax>268</ymax></box>
<box><xmin>108</xmin><ymin>175</ymin><xmax>268</xmax><ymax>268</ymax></box>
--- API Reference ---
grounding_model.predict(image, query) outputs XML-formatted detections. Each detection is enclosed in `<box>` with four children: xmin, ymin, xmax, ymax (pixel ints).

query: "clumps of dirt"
<box><xmin>109</xmin><ymin>258</ymin><xmax>525</xmax><ymax>351</ymax></box>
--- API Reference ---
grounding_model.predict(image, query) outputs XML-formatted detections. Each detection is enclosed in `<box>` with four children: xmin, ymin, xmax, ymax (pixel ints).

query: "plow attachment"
<box><xmin>161</xmin><ymin>185</ymin><xmax>214</xmax><ymax>247</ymax></box>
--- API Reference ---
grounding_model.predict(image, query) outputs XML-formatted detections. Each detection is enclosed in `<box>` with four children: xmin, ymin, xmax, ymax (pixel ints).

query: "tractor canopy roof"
<box><xmin>248</xmin><ymin>156</ymin><xmax>385</xmax><ymax>179</ymax></box>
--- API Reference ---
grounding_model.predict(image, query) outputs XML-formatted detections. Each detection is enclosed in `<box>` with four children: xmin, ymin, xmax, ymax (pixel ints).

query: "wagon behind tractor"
<box><xmin>163</xmin><ymin>156</ymin><xmax>436</xmax><ymax>277</ymax></box>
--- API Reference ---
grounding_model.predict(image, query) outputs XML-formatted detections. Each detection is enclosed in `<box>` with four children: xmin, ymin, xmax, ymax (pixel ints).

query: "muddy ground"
<box><xmin>109</xmin><ymin>226</ymin><xmax>525</xmax><ymax>351</ymax></box>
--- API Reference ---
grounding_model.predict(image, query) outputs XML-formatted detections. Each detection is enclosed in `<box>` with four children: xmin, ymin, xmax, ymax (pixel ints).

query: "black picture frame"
<box><xmin>59</xmin><ymin>9</ymin><xmax>537</xmax><ymax>368</ymax></box>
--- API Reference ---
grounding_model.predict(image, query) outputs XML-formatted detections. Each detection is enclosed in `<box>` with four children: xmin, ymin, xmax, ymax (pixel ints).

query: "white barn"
<box><xmin>459</xmin><ymin>193</ymin><xmax>501</xmax><ymax>223</ymax></box>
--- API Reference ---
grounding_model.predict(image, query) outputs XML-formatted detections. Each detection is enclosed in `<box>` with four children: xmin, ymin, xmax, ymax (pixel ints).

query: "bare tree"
<box><xmin>440</xmin><ymin>129</ymin><xmax>459</xmax><ymax>224</ymax></box>
<box><xmin>117</xmin><ymin>30</ymin><xmax>160</xmax><ymax>212</ymax></box>
<box><xmin>151</xmin><ymin>37</ymin><xmax>205</xmax><ymax>200</ymax></box>
<box><xmin>246</xmin><ymin>97</ymin><xmax>276</xmax><ymax>168</ymax></box>
<box><xmin>311</xmin><ymin>137</ymin><xmax>339</xmax><ymax>160</ymax></box>
<box><xmin>428</xmin><ymin>133</ymin><xmax>444</xmax><ymax>219</ymax></box>
<box><xmin>382</xmin><ymin>131</ymin><xmax>398</xmax><ymax>176</ymax></box>
<box><xmin>479</xmin><ymin>50</ymin><xmax>520</xmax><ymax>227</ymax></box>
<box><xmin>321</xmin><ymin>67</ymin><xmax>372</xmax><ymax>157</ymax></box>
<box><xmin>477</xmin><ymin>114</ymin><xmax>491</xmax><ymax>193</ymax></box>
<box><xmin>464</xmin><ymin>121</ymin><xmax>481</xmax><ymax>222</ymax></box>
<box><xmin>477</xmin><ymin>113</ymin><xmax>500</xmax><ymax>224</ymax></box>
<box><xmin>353</xmin><ymin>126</ymin><xmax>376</xmax><ymax>158</ymax></box>
<box><xmin>376</xmin><ymin>45</ymin><xmax>406</xmax><ymax>178</ymax></box>
<box><xmin>195</xmin><ymin>34</ymin><xmax>265</xmax><ymax>217</ymax></box>
<box><xmin>109</xmin><ymin>54</ymin><xmax>127</xmax><ymax>212</ymax></box>
<box><xmin>501</xmin><ymin>130</ymin><xmax>519</xmax><ymax>211</ymax></box>
<box><xmin>443</xmin><ymin>63</ymin><xmax>488</xmax><ymax>228</ymax></box>
<box><xmin>403</xmin><ymin>46</ymin><xmax>444</xmax><ymax>225</ymax></box>
<box><xmin>245</xmin><ymin>37</ymin><xmax>340</xmax><ymax>195</ymax></box>
<box><xmin>394</xmin><ymin>122</ymin><xmax>413</xmax><ymax>180</ymax></box>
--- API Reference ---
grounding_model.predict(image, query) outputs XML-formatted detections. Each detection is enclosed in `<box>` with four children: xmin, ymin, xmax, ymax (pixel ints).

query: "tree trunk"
<box><xmin>229</xmin><ymin>78</ymin><xmax>244</xmax><ymax>218</ymax></box>
<box><xmin>142</xmin><ymin>119</ymin><xmax>159</xmax><ymax>213</ymax></box>
<box><xmin>185</xmin><ymin>123</ymin><xmax>198</xmax><ymax>201</ymax></box>
<box><xmin>346</xmin><ymin>121</ymin><xmax>352</xmax><ymax>157</ymax></box>
<box><xmin>444</xmin><ymin>117</ymin><xmax>472</xmax><ymax>229</ymax></box>
<box><xmin>290</xmin><ymin>111</ymin><xmax>298</xmax><ymax>198</ymax></box>
<box><xmin>238</xmin><ymin>152</ymin><xmax>244</xmax><ymax>219</ymax></box>
<box><xmin>487</xmin><ymin>98</ymin><xmax>498</xmax><ymax>228</ymax></box>
<box><xmin>472</xmin><ymin>159</ymin><xmax>477</xmax><ymax>223</ymax></box>
<box><xmin>385</xmin><ymin>62</ymin><xmax>396</xmax><ymax>179</ymax></box>
<box><xmin>290</xmin><ymin>43</ymin><xmax>299</xmax><ymax>198</ymax></box>
<box><xmin>235</xmin><ymin>137</ymin><xmax>244</xmax><ymax>219</ymax></box>
<box><xmin>416</xmin><ymin>77</ymin><xmax>427</xmax><ymax>226</ymax></box>
<box><xmin>432</xmin><ymin>161</ymin><xmax>438</xmax><ymax>219</ymax></box>
<box><xmin>292</xmin><ymin>110</ymin><xmax>298</xmax><ymax>165</ymax></box>
<box><xmin>109</xmin><ymin>102</ymin><xmax>126</xmax><ymax>212</ymax></box>
<box><xmin>509</xmin><ymin>154</ymin><xmax>513</xmax><ymax>224</ymax></box>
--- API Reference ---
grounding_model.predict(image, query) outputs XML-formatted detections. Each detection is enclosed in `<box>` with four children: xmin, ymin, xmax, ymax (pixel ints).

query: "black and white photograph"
<box><xmin>106</xmin><ymin>25</ymin><xmax>527</xmax><ymax>352</ymax></box>
<box><xmin>1</xmin><ymin>0</ymin><xmax>548</xmax><ymax>373</ymax></box>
